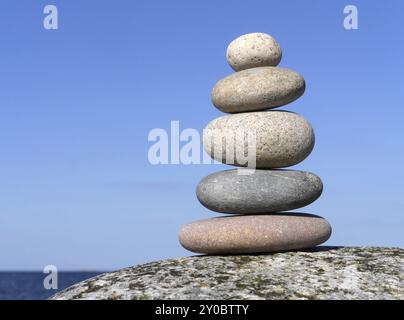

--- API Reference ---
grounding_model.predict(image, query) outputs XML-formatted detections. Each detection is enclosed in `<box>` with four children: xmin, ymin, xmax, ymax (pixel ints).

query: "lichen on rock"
<box><xmin>50</xmin><ymin>247</ymin><xmax>403</xmax><ymax>300</ymax></box>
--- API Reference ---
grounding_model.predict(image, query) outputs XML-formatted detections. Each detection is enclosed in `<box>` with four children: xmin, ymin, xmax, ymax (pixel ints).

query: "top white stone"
<box><xmin>226</xmin><ymin>33</ymin><xmax>282</xmax><ymax>71</ymax></box>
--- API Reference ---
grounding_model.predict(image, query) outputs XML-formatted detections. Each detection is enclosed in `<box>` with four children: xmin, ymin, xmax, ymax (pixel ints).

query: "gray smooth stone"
<box><xmin>197</xmin><ymin>169</ymin><xmax>323</xmax><ymax>214</ymax></box>
<box><xmin>179</xmin><ymin>214</ymin><xmax>332</xmax><ymax>254</ymax></box>
<box><xmin>211</xmin><ymin>67</ymin><xmax>305</xmax><ymax>113</ymax></box>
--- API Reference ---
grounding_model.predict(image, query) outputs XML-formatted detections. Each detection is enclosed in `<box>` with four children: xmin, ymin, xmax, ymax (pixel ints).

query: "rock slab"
<box><xmin>197</xmin><ymin>169</ymin><xmax>323</xmax><ymax>213</ymax></box>
<box><xmin>50</xmin><ymin>247</ymin><xmax>404</xmax><ymax>300</ymax></box>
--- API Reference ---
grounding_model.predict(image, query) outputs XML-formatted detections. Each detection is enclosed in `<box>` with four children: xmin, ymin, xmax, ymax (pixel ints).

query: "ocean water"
<box><xmin>0</xmin><ymin>272</ymin><xmax>104</xmax><ymax>300</ymax></box>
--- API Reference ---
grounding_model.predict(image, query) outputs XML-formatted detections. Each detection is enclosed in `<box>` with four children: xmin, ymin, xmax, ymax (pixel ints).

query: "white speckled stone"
<box><xmin>227</xmin><ymin>33</ymin><xmax>282</xmax><ymax>71</ymax></box>
<box><xmin>203</xmin><ymin>111</ymin><xmax>315</xmax><ymax>168</ymax></box>
<box><xmin>212</xmin><ymin>67</ymin><xmax>305</xmax><ymax>113</ymax></box>
<box><xmin>179</xmin><ymin>214</ymin><xmax>332</xmax><ymax>254</ymax></box>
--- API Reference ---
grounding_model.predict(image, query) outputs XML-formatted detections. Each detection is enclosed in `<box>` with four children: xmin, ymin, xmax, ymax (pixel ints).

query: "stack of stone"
<box><xmin>179</xmin><ymin>33</ymin><xmax>331</xmax><ymax>254</ymax></box>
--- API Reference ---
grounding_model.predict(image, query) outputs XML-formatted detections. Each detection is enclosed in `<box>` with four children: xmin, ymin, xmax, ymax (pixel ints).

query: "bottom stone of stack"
<box><xmin>179</xmin><ymin>214</ymin><xmax>331</xmax><ymax>254</ymax></box>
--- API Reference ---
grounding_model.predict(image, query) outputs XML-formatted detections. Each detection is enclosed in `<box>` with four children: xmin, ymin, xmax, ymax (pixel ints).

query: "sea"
<box><xmin>0</xmin><ymin>272</ymin><xmax>105</xmax><ymax>300</ymax></box>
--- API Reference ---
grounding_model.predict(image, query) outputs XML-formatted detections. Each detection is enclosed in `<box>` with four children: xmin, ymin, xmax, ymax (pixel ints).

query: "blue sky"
<box><xmin>0</xmin><ymin>0</ymin><xmax>403</xmax><ymax>270</ymax></box>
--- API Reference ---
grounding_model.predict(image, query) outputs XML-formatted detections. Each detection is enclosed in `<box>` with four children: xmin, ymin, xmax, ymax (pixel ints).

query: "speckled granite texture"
<box><xmin>211</xmin><ymin>67</ymin><xmax>305</xmax><ymax>113</ymax></box>
<box><xmin>203</xmin><ymin>111</ymin><xmax>314</xmax><ymax>168</ymax></box>
<box><xmin>226</xmin><ymin>33</ymin><xmax>282</xmax><ymax>71</ymax></box>
<box><xmin>50</xmin><ymin>247</ymin><xmax>403</xmax><ymax>300</ymax></box>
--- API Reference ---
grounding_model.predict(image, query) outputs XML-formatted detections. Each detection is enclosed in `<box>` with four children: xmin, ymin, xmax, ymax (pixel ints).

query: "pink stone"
<box><xmin>179</xmin><ymin>214</ymin><xmax>331</xmax><ymax>254</ymax></box>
